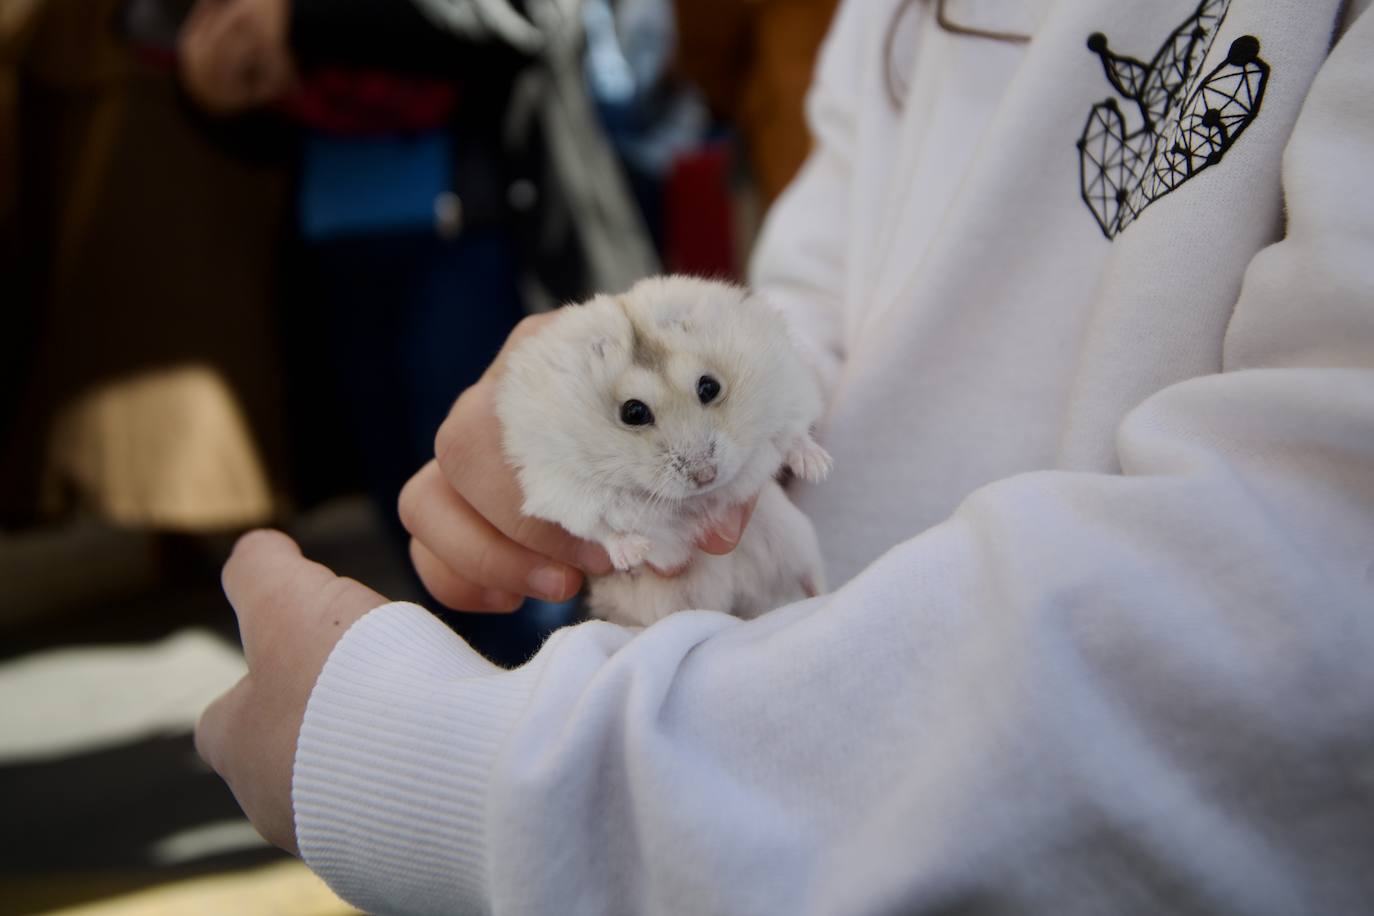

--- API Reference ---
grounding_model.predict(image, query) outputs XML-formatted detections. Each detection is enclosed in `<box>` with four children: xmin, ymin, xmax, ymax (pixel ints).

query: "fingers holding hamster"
<box><xmin>408</xmin><ymin>537</ymin><xmax>523</xmax><ymax>613</ymax></box>
<box><xmin>696</xmin><ymin>498</ymin><xmax>757</xmax><ymax>556</ymax></box>
<box><xmin>627</xmin><ymin>498</ymin><xmax>759</xmax><ymax>577</ymax></box>
<box><xmin>400</xmin><ymin>460</ymin><xmax>590</xmax><ymax>606</ymax></box>
<box><xmin>408</xmin><ymin>297</ymin><xmax>769</xmax><ymax>616</ymax></box>
<box><xmin>434</xmin><ymin>384</ymin><xmax>613</xmax><ymax>573</ymax></box>
<box><xmin>482</xmin><ymin>311</ymin><xmax>560</xmax><ymax>381</ymax></box>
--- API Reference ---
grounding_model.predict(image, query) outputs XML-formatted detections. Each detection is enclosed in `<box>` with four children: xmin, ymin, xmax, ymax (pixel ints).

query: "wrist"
<box><xmin>293</xmin><ymin>602</ymin><xmax>556</xmax><ymax>913</ymax></box>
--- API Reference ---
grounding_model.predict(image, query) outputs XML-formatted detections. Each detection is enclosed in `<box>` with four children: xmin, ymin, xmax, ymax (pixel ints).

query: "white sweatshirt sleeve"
<box><xmin>292</xmin><ymin>12</ymin><xmax>1374</xmax><ymax>916</ymax></box>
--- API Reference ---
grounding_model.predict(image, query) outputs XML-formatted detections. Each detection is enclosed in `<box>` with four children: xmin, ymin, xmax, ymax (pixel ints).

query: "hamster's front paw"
<box><xmin>605</xmin><ymin>533</ymin><xmax>654</xmax><ymax>571</ymax></box>
<box><xmin>786</xmin><ymin>439</ymin><xmax>833</xmax><ymax>483</ymax></box>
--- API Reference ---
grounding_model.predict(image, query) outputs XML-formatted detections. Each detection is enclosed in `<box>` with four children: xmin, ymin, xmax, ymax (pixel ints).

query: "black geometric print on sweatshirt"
<box><xmin>1077</xmin><ymin>0</ymin><xmax>1269</xmax><ymax>239</ymax></box>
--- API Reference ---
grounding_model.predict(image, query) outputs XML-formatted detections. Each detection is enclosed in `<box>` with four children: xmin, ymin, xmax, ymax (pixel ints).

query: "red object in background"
<box><xmin>277</xmin><ymin>69</ymin><xmax>459</xmax><ymax>135</ymax></box>
<box><xmin>125</xmin><ymin>33</ymin><xmax>457</xmax><ymax>135</ymax></box>
<box><xmin>129</xmin><ymin>43</ymin><xmax>179</xmax><ymax>70</ymax></box>
<box><xmin>664</xmin><ymin>140</ymin><xmax>740</xmax><ymax>280</ymax></box>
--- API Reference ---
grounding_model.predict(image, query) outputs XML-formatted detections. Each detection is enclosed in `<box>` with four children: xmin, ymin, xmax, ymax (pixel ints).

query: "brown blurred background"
<box><xmin>0</xmin><ymin>0</ymin><xmax>834</xmax><ymax>911</ymax></box>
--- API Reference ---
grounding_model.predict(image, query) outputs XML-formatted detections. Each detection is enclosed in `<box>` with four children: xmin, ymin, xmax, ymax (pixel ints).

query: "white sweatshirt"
<box><xmin>293</xmin><ymin>1</ymin><xmax>1374</xmax><ymax>913</ymax></box>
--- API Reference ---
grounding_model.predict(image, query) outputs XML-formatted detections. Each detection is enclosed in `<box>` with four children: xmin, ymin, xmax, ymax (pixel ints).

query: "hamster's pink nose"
<box><xmin>691</xmin><ymin>465</ymin><xmax>717</xmax><ymax>486</ymax></box>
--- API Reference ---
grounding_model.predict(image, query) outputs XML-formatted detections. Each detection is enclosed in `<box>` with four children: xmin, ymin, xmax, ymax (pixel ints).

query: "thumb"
<box><xmin>697</xmin><ymin>498</ymin><xmax>759</xmax><ymax>556</ymax></box>
<box><xmin>221</xmin><ymin>529</ymin><xmax>388</xmax><ymax>673</ymax></box>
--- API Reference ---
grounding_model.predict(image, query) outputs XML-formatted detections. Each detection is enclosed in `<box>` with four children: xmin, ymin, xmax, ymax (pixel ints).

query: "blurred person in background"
<box><xmin>0</xmin><ymin>0</ymin><xmax>295</xmax><ymax>543</ymax></box>
<box><xmin>172</xmin><ymin>0</ymin><xmax>566</xmax><ymax>664</ymax></box>
<box><xmin>675</xmin><ymin>0</ymin><xmax>840</xmax><ymax>207</ymax></box>
<box><xmin>173</xmin><ymin>0</ymin><xmax>536</xmax><ymax>533</ymax></box>
<box><xmin>171</xmin><ymin>0</ymin><xmax>675</xmax><ymax>662</ymax></box>
<box><xmin>198</xmin><ymin>0</ymin><xmax>1374</xmax><ymax>912</ymax></box>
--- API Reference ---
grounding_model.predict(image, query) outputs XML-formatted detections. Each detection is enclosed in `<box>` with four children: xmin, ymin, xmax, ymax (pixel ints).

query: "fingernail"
<box><xmin>717</xmin><ymin>508</ymin><xmax>745</xmax><ymax>546</ymax></box>
<box><xmin>576</xmin><ymin>542</ymin><xmax>614</xmax><ymax>575</ymax></box>
<box><xmin>528</xmin><ymin>565</ymin><xmax>571</xmax><ymax>600</ymax></box>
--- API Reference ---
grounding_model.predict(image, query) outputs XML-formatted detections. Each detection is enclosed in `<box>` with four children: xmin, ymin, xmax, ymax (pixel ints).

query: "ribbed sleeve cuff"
<box><xmin>293</xmin><ymin>602</ymin><xmax>552</xmax><ymax>915</ymax></box>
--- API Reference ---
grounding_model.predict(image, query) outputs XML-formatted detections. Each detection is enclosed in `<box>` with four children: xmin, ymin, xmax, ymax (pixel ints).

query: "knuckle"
<box><xmin>509</xmin><ymin>513</ymin><xmax>549</xmax><ymax>552</ymax></box>
<box><xmin>473</xmin><ymin>538</ymin><xmax>513</xmax><ymax>590</ymax></box>
<box><xmin>434</xmin><ymin>583</ymin><xmax>476</xmax><ymax>611</ymax></box>
<box><xmin>411</xmin><ymin>541</ymin><xmax>473</xmax><ymax>609</ymax></box>
<box><xmin>436</xmin><ymin>397</ymin><xmax>482</xmax><ymax>477</ymax></box>
<box><xmin>434</xmin><ymin>411</ymin><xmax>459</xmax><ymax>463</ymax></box>
<box><xmin>510</xmin><ymin>314</ymin><xmax>545</xmax><ymax>344</ymax></box>
<box><xmin>412</xmin><ymin>563</ymin><xmax>448</xmax><ymax>604</ymax></box>
<box><xmin>426</xmin><ymin>584</ymin><xmax>458</xmax><ymax>610</ymax></box>
<box><xmin>314</xmin><ymin>575</ymin><xmax>357</xmax><ymax>618</ymax></box>
<box><xmin>420</xmin><ymin>566</ymin><xmax>476</xmax><ymax>611</ymax></box>
<box><xmin>396</xmin><ymin>474</ymin><xmax>423</xmax><ymax>531</ymax></box>
<box><xmin>512</xmin><ymin>515</ymin><xmax>576</xmax><ymax>565</ymax></box>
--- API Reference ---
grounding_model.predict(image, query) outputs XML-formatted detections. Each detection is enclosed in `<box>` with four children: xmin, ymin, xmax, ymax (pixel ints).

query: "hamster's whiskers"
<box><xmin>629</xmin><ymin>467</ymin><xmax>678</xmax><ymax>531</ymax></box>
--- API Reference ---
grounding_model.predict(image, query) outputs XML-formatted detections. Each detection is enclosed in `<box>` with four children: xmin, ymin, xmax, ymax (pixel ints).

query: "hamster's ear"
<box><xmin>588</xmin><ymin>334</ymin><xmax>629</xmax><ymax>368</ymax></box>
<box><xmin>740</xmin><ymin>285</ymin><xmax>786</xmax><ymax>321</ymax></box>
<box><xmin>670</xmin><ymin>281</ymin><xmax>746</xmax><ymax>330</ymax></box>
<box><xmin>657</xmin><ymin>311</ymin><xmax>693</xmax><ymax>334</ymax></box>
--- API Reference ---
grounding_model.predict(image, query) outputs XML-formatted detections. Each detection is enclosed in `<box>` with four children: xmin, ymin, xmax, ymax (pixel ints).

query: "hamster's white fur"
<box><xmin>496</xmin><ymin>275</ymin><xmax>831</xmax><ymax>626</ymax></box>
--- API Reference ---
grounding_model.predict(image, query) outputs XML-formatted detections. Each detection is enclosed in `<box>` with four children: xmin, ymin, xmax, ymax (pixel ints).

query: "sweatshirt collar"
<box><xmin>935</xmin><ymin>0</ymin><xmax>1052</xmax><ymax>42</ymax></box>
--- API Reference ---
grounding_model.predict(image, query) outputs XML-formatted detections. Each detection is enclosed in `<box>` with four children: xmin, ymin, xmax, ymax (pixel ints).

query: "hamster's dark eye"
<box><xmin>697</xmin><ymin>375</ymin><xmax>721</xmax><ymax>404</ymax></box>
<box><xmin>620</xmin><ymin>399</ymin><xmax>654</xmax><ymax>427</ymax></box>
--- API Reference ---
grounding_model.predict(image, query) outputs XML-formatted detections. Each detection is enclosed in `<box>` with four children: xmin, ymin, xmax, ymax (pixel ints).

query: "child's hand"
<box><xmin>196</xmin><ymin>530</ymin><xmax>386</xmax><ymax>855</ymax></box>
<box><xmin>398</xmin><ymin>314</ymin><xmax>756</xmax><ymax>611</ymax></box>
<box><xmin>178</xmin><ymin>0</ymin><xmax>296</xmax><ymax>114</ymax></box>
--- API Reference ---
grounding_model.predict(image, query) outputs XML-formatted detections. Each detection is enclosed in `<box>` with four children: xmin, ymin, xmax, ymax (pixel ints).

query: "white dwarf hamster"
<box><xmin>496</xmin><ymin>275</ymin><xmax>832</xmax><ymax>627</ymax></box>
